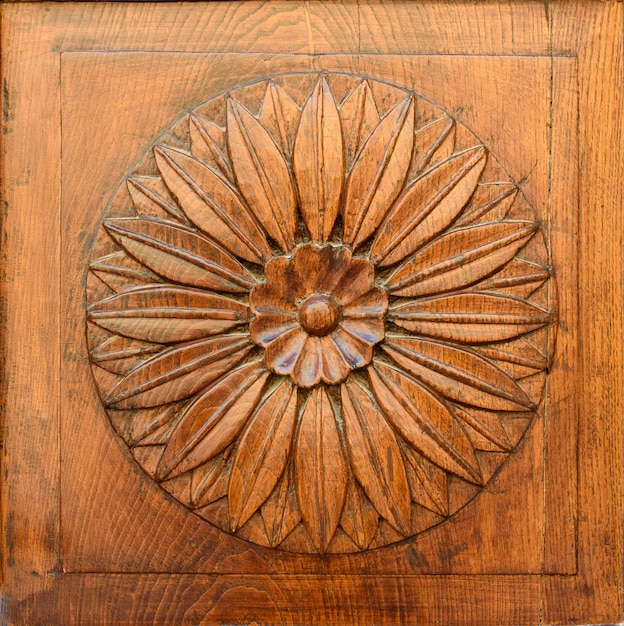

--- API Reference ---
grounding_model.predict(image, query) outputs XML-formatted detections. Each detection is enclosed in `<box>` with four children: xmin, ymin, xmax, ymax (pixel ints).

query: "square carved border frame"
<box><xmin>1</xmin><ymin>2</ymin><xmax>621</xmax><ymax>624</ymax></box>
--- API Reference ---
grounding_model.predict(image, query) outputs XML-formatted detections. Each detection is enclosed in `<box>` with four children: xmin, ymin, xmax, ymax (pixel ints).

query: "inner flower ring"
<box><xmin>299</xmin><ymin>294</ymin><xmax>341</xmax><ymax>336</ymax></box>
<box><xmin>249</xmin><ymin>243</ymin><xmax>388</xmax><ymax>388</ymax></box>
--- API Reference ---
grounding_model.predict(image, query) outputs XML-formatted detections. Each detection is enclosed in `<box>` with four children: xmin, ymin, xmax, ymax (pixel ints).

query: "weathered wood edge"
<box><xmin>0</xmin><ymin>0</ymin><xmax>62</xmax><ymax>621</ymax></box>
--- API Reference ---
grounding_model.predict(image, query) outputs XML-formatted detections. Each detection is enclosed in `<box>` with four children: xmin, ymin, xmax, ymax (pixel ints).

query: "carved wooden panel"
<box><xmin>2</xmin><ymin>2</ymin><xmax>622</xmax><ymax>625</ymax></box>
<box><xmin>85</xmin><ymin>74</ymin><xmax>555</xmax><ymax>554</ymax></box>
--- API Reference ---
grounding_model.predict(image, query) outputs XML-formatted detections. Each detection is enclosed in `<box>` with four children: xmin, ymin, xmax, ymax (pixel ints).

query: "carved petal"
<box><xmin>340</xmin><ymin>80</ymin><xmax>380</xmax><ymax>164</ymax></box>
<box><xmin>127</xmin><ymin>176</ymin><xmax>188</xmax><ymax>223</ymax></box>
<box><xmin>226</xmin><ymin>98</ymin><xmax>297</xmax><ymax>252</ymax></box>
<box><xmin>455</xmin><ymin>184</ymin><xmax>518</xmax><ymax>227</ymax></box>
<box><xmin>105</xmin><ymin>334</ymin><xmax>252</xmax><ymax>409</ymax></box>
<box><xmin>474</xmin><ymin>257</ymin><xmax>550</xmax><ymax>297</ymax></box>
<box><xmin>343</xmin><ymin>98</ymin><xmax>415</xmax><ymax>248</ymax></box>
<box><xmin>90</xmin><ymin>251</ymin><xmax>157</xmax><ymax>293</ymax></box>
<box><xmin>341</xmin><ymin>318</ymin><xmax>385</xmax><ymax>347</ymax></box>
<box><xmin>250</xmin><ymin>256</ymin><xmax>298</xmax><ymax>314</ymax></box>
<box><xmin>413</xmin><ymin>117</ymin><xmax>455</xmax><ymax>173</ymax></box>
<box><xmin>382</xmin><ymin>335</ymin><xmax>535</xmax><ymax>411</ymax></box>
<box><xmin>129</xmin><ymin>403</ymin><xmax>180</xmax><ymax>447</ymax></box>
<box><xmin>88</xmin><ymin>285</ymin><xmax>249</xmax><ymax>343</ymax></box>
<box><xmin>369</xmin><ymin>362</ymin><xmax>483</xmax><ymax>484</ymax></box>
<box><xmin>340</xmin><ymin>479</ymin><xmax>379</xmax><ymax>550</ymax></box>
<box><xmin>288</xmin><ymin>244</ymin><xmax>353</xmax><ymax>301</ymax></box>
<box><xmin>454</xmin><ymin>406</ymin><xmax>512</xmax><ymax>452</ymax></box>
<box><xmin>402</xmin><ymin>446</ymin><xmax>448</xmax><ymax>516</ymax></box>
<box><xmin>293</xmin><ymin>77</ymin><xmax>344</xmax><ymax>243</ymax></box>
<box><xmin>295</xmin><ymin>387</ymin><xmax>348</xmax><ymax>552</ymax></box>
<box><xmin>477</xmin><ymin>338</ymin><xmax>548</xmax><ymax>374</ymax></box>
<box><xmin>341</xmin><ymin>287</ymin><xmax>388</xmax><ymax>318</ymax></box>
<box><xmin>156</xmin><ymin>361</ymin><xmax>269</xmax><ymax>480</ymax></box>
<box><xmin>319</xmin><ymin>338</ymin><xmax>351</xmax><ymax>384</ymax></box>
<box><xmin>154</xmin><ymin>145</ymin><xmax>271</xmax><ymax>263</ymax></box>
<box><xmin>104</xmin><ymin>218</ymin><xmax>257</xmax><ymax>293</ymax></box>
<box><xmin>90</xmin><ymin>335</ymin><xmax>162</xmax><ymax>372</ymax></box>
<box><xmin>228</xmin><ymin>378</ymin><xmax>298</xmax><ymax>530</ymax></box>
<box><xmin>189</xmin><ymin>114</ymin><xmax>232</xmax><ymax>181</ymax></box>
<box><xmin>258</xmin><ymin>81</ymin><xmax>300</xmax><ymax>156</ymax></box>
<box><xmin>292</xmin><ymin>336</ymin><xmax>323</xmax><ymax>388</ymax></box>
<box><xmin>249</xmin><ymin>312</ymin><xmax>298</xmax><ymax>346</ymax></box>
<box><xmin>340</xmin><ymin>379</ymin><xmax>411</xmax><ymax>535</ymax></box>
<box><xmin>332</xmin><ymin>327</ymin><xmax>373</xmax><ymax>369</ymax></box>
<box><xmin>330</xmin><ymin>256</ymin><xmax>382</xmax><ymax>306</ymax></box>
<box><xmin>261</xmin><ymin>466</ymin><xmax>301</xmax><ymax>548</ymax></box>
<box><xmin>371</xmin><ymin>147</ymin><xmax>488</xmax><ymax>267</ymax></box>
<box><xmin>264</xmin><ymin>328</ymin><xmax>307</xmax><ymax>376</ymax></box>
<box><xmin>385</xmin><ymin>221</ymin><xmax>538</xmax><ymax>297</ymax></box>
<box><xmin>190</xmin><ymin>453</ymin><xmax>231</xmax><ymax>508</ymax></box>
<box><xmin>389</xmin><ymin>292</ymin><xmax>552</xmax><ymax>344</ymax></box>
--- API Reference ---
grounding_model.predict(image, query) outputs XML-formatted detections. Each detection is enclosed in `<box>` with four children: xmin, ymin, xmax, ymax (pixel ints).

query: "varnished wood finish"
<box><xmin>1</xmin><ymin>2</ymin><xmax>621</xmax><ymax>624</ymax></box>
<box><xmin>83</xmin><ymin>73</ymin><xmax>552</xmax><ymax>555</ymax></box>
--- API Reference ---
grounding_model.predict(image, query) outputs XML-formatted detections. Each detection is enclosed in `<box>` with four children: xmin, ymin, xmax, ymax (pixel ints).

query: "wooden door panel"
<box><xmin>1</xmin><ymin>2</ymin><xmax>620</xmax><ymax>624</ymax></box>
<box><xmin>60</xmin><ymin>50</ymin><xmax>571</xmax><ymax>575</ymax></box>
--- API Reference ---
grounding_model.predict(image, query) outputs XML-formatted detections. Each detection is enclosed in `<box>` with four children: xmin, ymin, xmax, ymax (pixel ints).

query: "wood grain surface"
<box><xmin>64</xmin><ymin>56</ymin><xmax>552</xmax><ymax>571</ymax></box>
<box><xmin>1</xmin><ymin>2</ymin><xmax>621</xmax><ymax>625</ymax></box>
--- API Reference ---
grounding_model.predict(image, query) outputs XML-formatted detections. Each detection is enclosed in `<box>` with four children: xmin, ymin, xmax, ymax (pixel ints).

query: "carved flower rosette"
<box><xmin>86</xmin><ymin>73</ymin><xmax>556</xmax><ymax>554</ymax></box>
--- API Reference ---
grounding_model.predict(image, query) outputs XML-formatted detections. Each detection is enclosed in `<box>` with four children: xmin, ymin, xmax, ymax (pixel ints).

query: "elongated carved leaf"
<box><xmin>454</xmin><ymin>406</ymin><xmax>512</xmax><ymax>452</ymax></box>
<box><xmin>293</xmin><ymin>77</ymin><xmax>344</xmax><ymax>243</ymax></box>
<box><xmin>190</xmin><ymin>453</ymin><xmax>230</xmax><ymax>508</ymax></box>
<box><xmin>382</xmin><ymin>336</ymin><xmax>535</xmax><ymax>411</ymax></box>
<box><xmin>127</xmin><ymin>176</ymin><xmax>189</xmax><ymax>223</ymax></box>
<box><xmin>129</xmin><ymin>403</ymin><xmax>181</xmax><ymax>446</ymax></box>
<box><xmin>154</xmin><ymin>145</ymin><xmax>271</xmax><ymax>263</ymax></box>
<box><xmin>369</xmin><ymin>362</ymin><xmax>483</xmax><ymax>484</ymax></box>
<box><xmin>189</xmin><ymin>114</ymin><xmax>232</xmax><ymax>180</ymax></box>
<box><xmin>90</xmin><ymin>251</ymin><xmax>157</xmax><ymax>293</ymax></box>
<box><xmin>477</xmin><ymin>338</ymin><xmax>548</xmax><ymax>375</ymax></box>
<box><xmin>226</xmin><ymin>98</ymin><xmax>297</xmax><ymax>252</ymax></box>
<box><xmin>259</xmin><ymin>81</ymin><xmax>300</xmax><ymax>156</ymax></box>
<box><xmin>340</xmin><ymin>379</ymin><xmax>411</xmax><ymax>535</ymax></box>
<box><xmin>105</xmin><ymin>334</ymin><xmax>252</xmax><ymax>409</ymax></box>
<box><xmin>340</xmin><ymin>479</ymin><xmax>379</xmax><ymax>550</ymax></box>
<box><xmin>156</xmin><ymin>360</ymin><xmax>269</xmax><ymax>479</ymax></box>
<box><xmin>104</xmin><ymin>218</ymin><xmax>257</xmax><ymax>293</ymax></box>
<box><xmin>371</xmin><ymin>147</ymin><xmax>488</xmax><ymax>266</ymax></box>
<box><xmin>386</xmin><ymin>221</ymin><xmax>538</xmax><ymax>297</ymax></box>
<box><xmin>90</xmin><ymin>335</ymin><xmax>162</xmax><ymax>374</ymax></box>
<box><xmin>343</xmin><ymin>98</ymin><xmax>414</xmax><ymax>248</ymax></box>
<box><xmin>474</xmin><ymin>257</ymin><xmax>549</xmax><ymax>297</ymax></box>
<box><xmin>137</xmin><ymin>418</ymin><xmax>176</xmax><ymax>446</ymax></box>
<box><xmin>295</xmin><ymin>387</ymin><xmax>348</xmax><ymax>552</ymax></box>
<box><xmin>402</xmin><ymin>445</ymin><xmax>448</xmax><ymax>516</ymax></box>
<box><xmin>455</xmin><ymin>184</ymin><xmax>517</xmax><ymax>227</ymax></box>
<box><xmin>88</xmin><ymin>285</ymin><xmax>249</xmax><ymax>343</ymax></box>
<box><xmin>340</xmin><ymin>80</ymin><xmax>380</xmax><ymax>164</ymax></box>
<box><xmin>229</xmin><ymin>379</ymin><xmax>298</xmax><ymax>530</ymax></box>
<box><xmin>389</xmin><ymin>292</ymin><xmax>552</xmax><ymax>344</ymax></box>
<box><xmin>413</xmin><ymin>117</ymin><xmax>455</xmax><ymax>173</ymax></box>
<box><xmin>261</xmin><ymin>466</ymin><xmax>301</xmax><ymax>548</ymax></box>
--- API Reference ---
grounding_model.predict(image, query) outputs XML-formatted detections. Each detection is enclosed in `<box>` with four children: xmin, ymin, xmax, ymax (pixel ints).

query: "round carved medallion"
<box><xmin>86</xmin><ymin>73</ymin><xmax>556</xmax><ymax>554</ymax></box>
